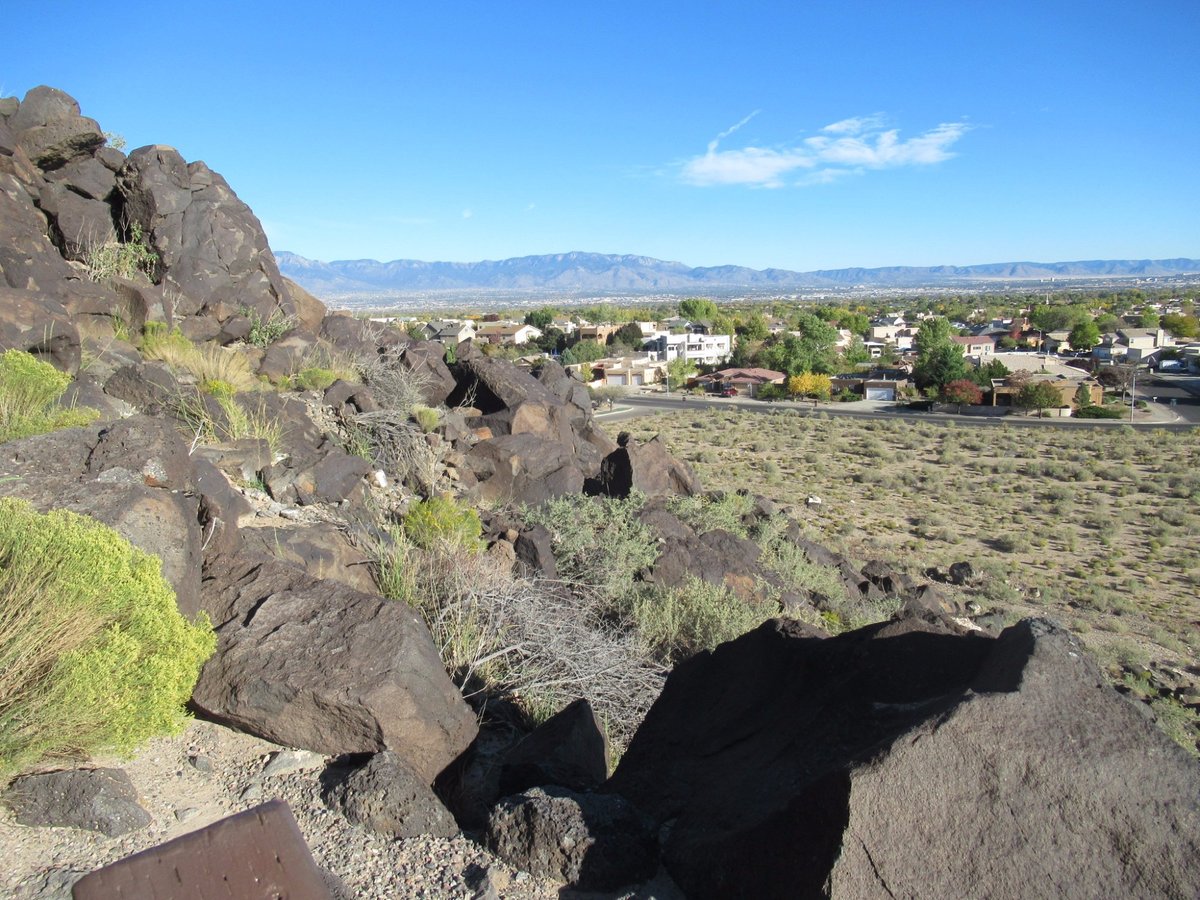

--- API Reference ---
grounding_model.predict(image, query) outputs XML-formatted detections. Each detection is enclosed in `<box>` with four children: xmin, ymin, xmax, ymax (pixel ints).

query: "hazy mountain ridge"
<box><xmin>276</xmin><ymin>250</ymin><xmax>1200</xmax><ymax>295</ymax></box>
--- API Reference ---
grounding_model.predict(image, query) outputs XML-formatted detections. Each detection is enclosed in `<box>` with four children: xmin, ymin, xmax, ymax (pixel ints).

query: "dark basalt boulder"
<box><xmin>3</xmin><ymin>768</ymin><xmax>150</xmax><ymax>837</ymax></box>
<box><xmin>43</xmin><ymin>155</ymin><xmax>117</xmax><ymax>202</ymax></box>
<box><xmin>0</xmin><ymin>287</ymin><xmax>81</xmax><ymax>373</ymax></box>
<box><xmin>36</xmin><ymin>181</ymin><xmax>116</xmax><ymax>260</ymax></box>
<box><xmin>193</xmin><ymin>550</ymin><xmax>478</xmax><ymax>781</ymax></box>
<box><xmin>486</xmin><ymin>786</ymin><xmax>658</xmax><ymax>891</ymax></box>
<box><xmin>116</xmin><ymin>147</ymin><xmax>295</xmax><ymax>322</ymax></box>
<box><xmin>498</xmin><ymin>698</ymin><xmax>609</xmax><ymax>797</ymax></box>
<box><xmin>645</xmin><ymin>528</ymin><xmax>775</xmax><ymax>605</ymax></box>
<box><xmin>323</xmin><ymin>750</ymin><xmax>459</xmax><ymax>839</ymax></box>
<box><xmin>240</xmin><ymin>521</ymin><xmax>377</xmax><ymax>595</ymax></box>
<box><xmin>586</xmin><ymin>432</ymin><xmax>701</xmax><ymax>500</ymax></box>
<box><xmin>465</xmin><ymin>432</ymin><xmax>585</xmax><ymax>506</ymax></box>
<box><xmin>606</xmin><ymin>616</ymin><xmax>1200</xmax><ymax>899</ymax></box>
<box><xmin>9</xmin><ymin>86</ymin><xmax>106</xmax><ymax>171</ymax></box>
<box><xmin>0</xmin><ymin>173</ymin><xmax>77</xmax><ymax>292</ymax></box>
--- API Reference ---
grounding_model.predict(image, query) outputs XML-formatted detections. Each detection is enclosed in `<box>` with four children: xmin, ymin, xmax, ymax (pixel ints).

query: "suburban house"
<box><xmin>830</xmin><ymin>371</ymin><xmax>911</xmax><ymax>401</ymax></box>
<box><xmin>427</xmin><ymin>320</ymin><xmax>477</xmax><ymax>344</ymax></box>
<box><xmin>650</xmin><ymin>333</ymin><xmax>733</xmax><ymax>366</ymax></box>
<box><xmin>990</xmin><ymin>375</ymin><xmax>1104</xmax><ymax>410</ymax></box>
<box><xmin>869</xmin><ymin>316</ymin><xmax>907</xmax><ymax>343</ymax></box>
<box><xmin>1042</xmin><ymin>330</ymin><xmax>1072</xmax><ymax>353</ymax></box>
<box><xmin>590</xmin><ymin>355</ymin><xmax>668</xmax><ymax>388</ymax></box>
<box><xmin>475</xmin><ymin>323</ymin><xmax>543</xmax><ymax>345</ymax></box>
<box><xmin>1092</xmin><ymin>328</ymin><xmax>1174</xmax><ymax>365</ymax></box>
<box><xmin>576</xmin><ymin>324</ymin><xmax>622</xmax><ymax>344</ymax></box>
<box><xmin>951</xmin><ymin>335</ymin><xmax>996</xmax><ymax>359</ymax></box>
<box><xmin>693</xmin><ymin>367</ymin><xmax>786</xmax><ymax>397</ymax></box>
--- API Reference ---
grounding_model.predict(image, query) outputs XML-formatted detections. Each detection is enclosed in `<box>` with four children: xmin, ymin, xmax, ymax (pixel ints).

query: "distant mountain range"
<box><xmin>275</xmin><ymin>250</ymin><xmax>1200</xmax><ymax>296</ymax></box>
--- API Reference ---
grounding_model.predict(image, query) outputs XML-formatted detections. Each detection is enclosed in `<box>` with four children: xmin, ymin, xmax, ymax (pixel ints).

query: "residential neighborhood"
<box><xmin>377</xmin><ymin>293</ymin><xmax>1200</xmax><ymax>419</ymax></box>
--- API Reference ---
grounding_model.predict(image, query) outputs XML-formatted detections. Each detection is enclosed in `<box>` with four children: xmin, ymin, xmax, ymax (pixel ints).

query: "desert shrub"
<box><xmin>404</xmin><ymin>496</ymin><xmax>484</xmax><ymax>552</ymax></box>
<box><xmin>140</xmin><ymin>321</ymin><xmax>193</xmax><ymax>357</ymax></box>
<box><xmin>375</xmin><ymin>532</ymin><xmax>663</xmax><ymax>747</ymax></box>
<box><xmin>82</xmin><ymin>222</ymin><xmax>158</xmax><ymax>283</ymax></box>
<box><xmin>245</xmin><ymin>309</ymin><xmax>296</xmax><ymax>348</ymax></box>
<box><xmin>0</xmin><ymin>498</ymin><xmax>215</xmax><ymax>780</ymax></box>
<box><xmin>523</xmin><ymin>493</ymin><xmax>656</xmax><ymax>605</ymax></box>
<box><xmin>631</xmin><ymin>577</ymin><xmax>764</xmax><ymax>663</ymax></box>
<box><xmin>0</xmin><ymin>350</ymin><xmax>98</xmax><ymax>444</ymax></box>
<box><xmin>292</xmin><ymin>367</ymin><xmax>337</xmax><ymax>391</ymax></box>
<box><xmin>412</xmin><ymin>405</ymin><xmax>441</xmax><ymax>433</ymax></box>
<box><xmin>754</xmin><ymin>516</ymin><xmax>849</xmax><ymax>608</ymax></box>
<box><xmin>667</xmin><ymin>491</ymin><xmax>755</xmax><ymax>538</ymax></box>
<box><xmin>174</xmin><ymin>389</ymin><xmax>284</xmax><ymax>455</ymax></box>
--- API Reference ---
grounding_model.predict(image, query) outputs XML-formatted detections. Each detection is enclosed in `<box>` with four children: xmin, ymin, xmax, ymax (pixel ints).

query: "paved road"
<box><xmin>1141</xmin><ymin>373</ymin><xmax>1200</xmax><ymax>423</ymax></box>
<box><xmin>598</xmin><ymin>392</ymin><xmax>1199</xmax><ymax>431</ymax></box>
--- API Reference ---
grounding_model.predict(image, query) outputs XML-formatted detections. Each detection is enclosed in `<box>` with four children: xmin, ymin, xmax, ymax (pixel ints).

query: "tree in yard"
<box><xmin>666</xmin><ymin>356</ymin><xmax>697</xmax><ymax>390</ymax></box>
<box><xmin>787</xmin><ymin>372</ymin><xmax>832</xmax><ymax>400</ymax></box>
<box><xmin>561</xmin><ymin>339</ymin><xmax>606</xmax><ymax>366</ymax></box>
<box><xmin>608</xmin><ymin>322</ymin><xmax>647</xmax><ymax>350</ymax></box>
<box><xmin>971</xmin><ymin>358</ymin><xmax>1010</xmax><ymax>388</ymax></box>
<box><xmin>1161</xmin><ymin>313</ymin><xmax>1200</xmax><ymax>339</ymax></box>
<box><xmin>1068</xmin><ymin>320</ymin><xmax>1101</xmax><ymax>351</ymax></box>
<box><xmin>842</xmin><ymin>335</ymin><xmax>871</xmax><ymax>366</ymax></box>
<box><xmin>524</xmin><ymin>307</ymin><xmax>556</xmax><ymax>329</ymax></box>
<box><xmin>1017</xmin><ymin>381</ymin><xmax>1063</xmax><ymax>417</ymax></box>
<box><xmin>939</xmin><ymin>378</ymin><xmax>983</xmax><ymax>413</ymax></box>
<box><xmin>735</xmin><ymin>311</ymin><xmax>770</xmax><ymax>342</ymax></box>
<box><xmin>1073</xmin><ymin>383</ymin><xmax>1094</xmax><ymax>409</ymax></box>
<box><xmin>679</xmin><ymin>298</ymin><xmax>719</xmax><ymax>322</ymax></box>
<box><xmin>913</xmin><ymin>317</ymin><xmax>953</xmax><ymax>357</ymax></box>
<box><xmin>1137</xmin><ymin>308</ymin><xmax>1161</xmax><ymax>328</ymax></box>
<box><xmin>759</xmin><ymin>314</ymin><xmax>838</xmax><ymax>375</ymax></box>
<box><xmin>914</xmin><ymin>342</ymin><xmax>969</xmax><ymax>392</ymax></box>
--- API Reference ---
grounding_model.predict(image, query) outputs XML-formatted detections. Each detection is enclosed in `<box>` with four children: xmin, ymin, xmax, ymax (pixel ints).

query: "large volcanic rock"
<box><xmin>193</xmin><ymin>550</ymin><xmax>477</xmax><ymax>782</ymax></box>
<box><xmin>605</xmin><ymin>615</ymin><xmax>1200</xmax><ymax>899</ymax></box>
<box><xmin>8</xmin><ymin>86</ymin><xmax>105</xmax><ymax>172</ymax></box>
<box><xmin>116</xmin><ymin>145</ymin><xmax>295</xmax><ymax>322</ymax></box>
<box><xmin>587</xmin><ymin>432</ymin><xmax>701</xmax><ymax>500</ymax></box>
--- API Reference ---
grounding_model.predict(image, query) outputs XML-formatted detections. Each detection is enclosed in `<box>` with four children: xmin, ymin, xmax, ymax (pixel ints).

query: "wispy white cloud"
<box><xmin>461</xmin><ymin>208</ymin><xmax>474</xmax><ymax>219</ymax></box>
<box><xmin>680</xmin><ymin>114</ymin><xmax>970</xmax><ymax>188</ymax></box>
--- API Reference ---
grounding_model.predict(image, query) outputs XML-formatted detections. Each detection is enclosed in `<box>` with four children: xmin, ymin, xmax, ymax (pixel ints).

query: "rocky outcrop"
<box><xmin>485</xmin><ymin>786</ymin><xmax>658</xmax><ymax>891</ymax></box>
<box><xmin>193</xmin><ymin>550</ymin><xmax>477</xmax><ymax>782</ymax></box>
<box><xmin>605</xmin><ymin>615</ymin><xmax>1200</xmax><ymax>899</ymax></box>
<box><xmin>586</xmin><ymin>432</ymin><xmax>701</xmax><ymax>500</ymax></box>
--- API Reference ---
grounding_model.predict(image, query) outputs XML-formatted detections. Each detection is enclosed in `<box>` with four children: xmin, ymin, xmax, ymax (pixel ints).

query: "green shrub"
<box><xmin>1075</xmin><ymin>404</ymin><xmax>1125</xmax><ymax>419</ymax></box>
<box><xmin>293</xmin><ymin>367</ymin><xmax>337</xmax><ymax>391</ymax></box>
<box><xmin>523</xmin><ymin>493</ymin><xmax>656</xmax><ymax>605</ymax></box>
<box><xmin>412</xmin><ymin>405</ymin><xmax>441</xmax><ymax>433</ymax></box>
<box><xmin>0</xmin><ymin>350</ymin><xmax>98</xmax><ymax>444</ymax></box>
<box><xmin>404</xmin><ymin>496</ymin><xmax>484</xmax><ymax>552</ymax></box>
<box><xmin>631</xmin><ymin>577</ymin><xmax>763</xmax><ymax>663</ymax></box>
<box><xmin>0</xmin><ymin>498</ymin><xmax>215</xmax><ymax>780</ymax></box>
<box><xmin>82</xmin><ymin>222</ymin><xmax>158</xmax><ymax>283</ymax></box>
<box><xmin>140</xmin><ymin>321</ymin><xmax>192</xmax><ymax>357</ymax></box>
<box><xmin>246</xmin><ymin>309</ymin><xmax>296</xmax><ymax>348</ymax></box>
<box><xmin>667</xmin><ymin>491</ymin><xmax>755</xmax><ymax>538</ymax></box>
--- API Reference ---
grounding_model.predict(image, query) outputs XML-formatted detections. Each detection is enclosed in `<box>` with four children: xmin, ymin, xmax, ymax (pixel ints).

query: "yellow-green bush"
<box><xmin>0</xmin><ymin>498</ymin><xmax>215</xmax><ymax>780</ymax></box>
<box><xmin>0</xmin><ymin>350</ymin><xmax>98</xmax><ymax>444</ymax></box>
<box><xmin>404</xmin><ymin>496</ymin><xmax>484</xmax><ymax>552</ymax></box>
<box><xmin>412</xmin><ymin>405</ymin><xmax>441</xmax><ymax>433</ymax></box>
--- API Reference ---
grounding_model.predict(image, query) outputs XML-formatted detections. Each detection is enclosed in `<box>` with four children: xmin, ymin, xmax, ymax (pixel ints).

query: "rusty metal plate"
<box><xmin>72</xmin><ymin>799</ymin><xmax>331</xmax><ymax>899</ymax></box>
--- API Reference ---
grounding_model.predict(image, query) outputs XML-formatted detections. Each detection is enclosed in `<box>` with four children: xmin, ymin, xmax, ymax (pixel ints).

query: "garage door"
<box><xmin>607</xmin><ymin>374</ymin><xmax>627</xmax><ymax>386</ymax></box>
<box><xmin>865</xmin><ymin>387</ymin><xmax>894</xmax><ymax>401</ymax></box>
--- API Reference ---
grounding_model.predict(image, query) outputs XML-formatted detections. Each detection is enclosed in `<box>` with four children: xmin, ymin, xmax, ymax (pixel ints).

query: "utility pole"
<box><xmin>1129</xmin><ymin>366</ymin><xmax>1137</xmax><ymax>422</ymax></box>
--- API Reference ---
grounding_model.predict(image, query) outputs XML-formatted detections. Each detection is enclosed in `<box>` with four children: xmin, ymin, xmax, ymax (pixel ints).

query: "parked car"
<box><xmin>720</xmin><ymin>388</ymin><xmax>738</xmax><ymax>397</ymax></box>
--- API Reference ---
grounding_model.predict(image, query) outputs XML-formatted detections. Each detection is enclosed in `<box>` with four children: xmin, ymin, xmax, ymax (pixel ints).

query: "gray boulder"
<box><xmin>606</xmin><ymin>616</ymin><xmax>1200</xmax><ymax>899</ymax></box>
<box><xmin>324</xmin><ymin>750</ymin><xmax>459</xmax><ymax>839</ymax></box>
<box><xmin>466</xmin><ymin>432</ymin><xmax>585</xmax><ymax>506</ymax></box>
<box><xmin>0</xmin><ymin>288</ymin><xmax>81</xmax><ymax>373</ymax></box>
<box><xmin>3</xmin><ymin>768</ymin><xmax>150</xmax><ymax>836</ymax></box>
<box><xmin>9</xmin><ymin>86</ymin><xmax>105</xmax><ymax>171</ymax></box>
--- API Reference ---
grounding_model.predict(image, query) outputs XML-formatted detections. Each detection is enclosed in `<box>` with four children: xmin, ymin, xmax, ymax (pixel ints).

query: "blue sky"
<box><xmin>5</xmin><ymin>1</ymin><xmax>1197</xmax><ymax>271</ymax></box>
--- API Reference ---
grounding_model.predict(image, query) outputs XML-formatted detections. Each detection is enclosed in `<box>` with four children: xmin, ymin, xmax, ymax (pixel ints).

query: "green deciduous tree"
<box><xmin>679</xmin><ymin>298</ymin><xmax>719</xmax><ymax>321</ymax></box>
<box><xmin>1068</xmin><ymin>320</ymin><xmax>1101</xmax><ymax>351</ymax></box>
<box><xmin>1017</xmin><ymin>381</ymin><xmax>1063</xmax><ymax>417</ymax></box>
<box><xmin>1161</xmin><ymin>313</ymin><xmax>1200</xmax><ymax>339</ymax></box>
<box><xmin>561</xmin><ymin>339</ymin><xmax>606</xmax><ymax>366</ymax></box>
<box><xmin>666</xmin><ymin>356</ymin><xmax>697</xmax><ymax>390</ymax></box>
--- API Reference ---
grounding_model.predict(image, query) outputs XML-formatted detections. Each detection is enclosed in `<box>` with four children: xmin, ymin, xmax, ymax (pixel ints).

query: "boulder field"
<box><xmin>0</xmin><ymin>86</ymin><xmax>1197</xmax><ymax>898</ymax></box>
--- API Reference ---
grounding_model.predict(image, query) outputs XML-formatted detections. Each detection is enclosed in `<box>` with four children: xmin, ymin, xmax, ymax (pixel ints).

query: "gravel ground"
<box><xmin>0</xmin><ymin>719</ymin><xmax>573</xmax><ymax>900</ymax></box>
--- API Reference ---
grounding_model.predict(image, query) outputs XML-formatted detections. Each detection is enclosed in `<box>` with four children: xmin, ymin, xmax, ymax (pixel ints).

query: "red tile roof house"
<box><xmin>694</xmin><ymin>368</ymin><xmax>786</xmax><ymax>397</ymax></box>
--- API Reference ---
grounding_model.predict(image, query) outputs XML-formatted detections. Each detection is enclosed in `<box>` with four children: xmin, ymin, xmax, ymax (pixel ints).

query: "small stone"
<box><xmin>175</xmin><ymin>807</ymin><xmax>199</xmax><ymax>823</ymax></box>
<box><xmin>240</xmin><ymin>782</ymin><xmax>263</xmax><ymax>802</ymax></box>
<box><xmin>262</xmin><ymin>749</ymin><xmax>325</xmax><ymax>777</ymax></box>
<box><xmin>188</xmin><ymin>754</ymin><xmax>213</xmax><ymax>773</ymax></box>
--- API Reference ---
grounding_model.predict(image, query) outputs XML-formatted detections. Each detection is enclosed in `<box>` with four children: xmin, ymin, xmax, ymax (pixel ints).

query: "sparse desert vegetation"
<box><xmin>630</xmin><ymin>408</ymin><xmax>1200</xmax><ymax>749</ymax></box>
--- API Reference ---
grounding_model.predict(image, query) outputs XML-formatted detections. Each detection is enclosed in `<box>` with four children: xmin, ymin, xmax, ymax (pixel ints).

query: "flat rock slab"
<box><xmin>71</xmin><ymin>800</ymin><xmax>330</xmax><ymax>900</ymax></box>
<box><xmin>3</xmin><ymin>768</ymin><xmax>150</xmax><ymax>837</ymax></box>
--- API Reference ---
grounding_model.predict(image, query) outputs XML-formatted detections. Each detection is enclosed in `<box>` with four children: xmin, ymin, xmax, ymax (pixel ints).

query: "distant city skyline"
<box><xmin>5</xmin><ymin>1</ymin><xmax>1197</xmax><ymax>272</ymax></box>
